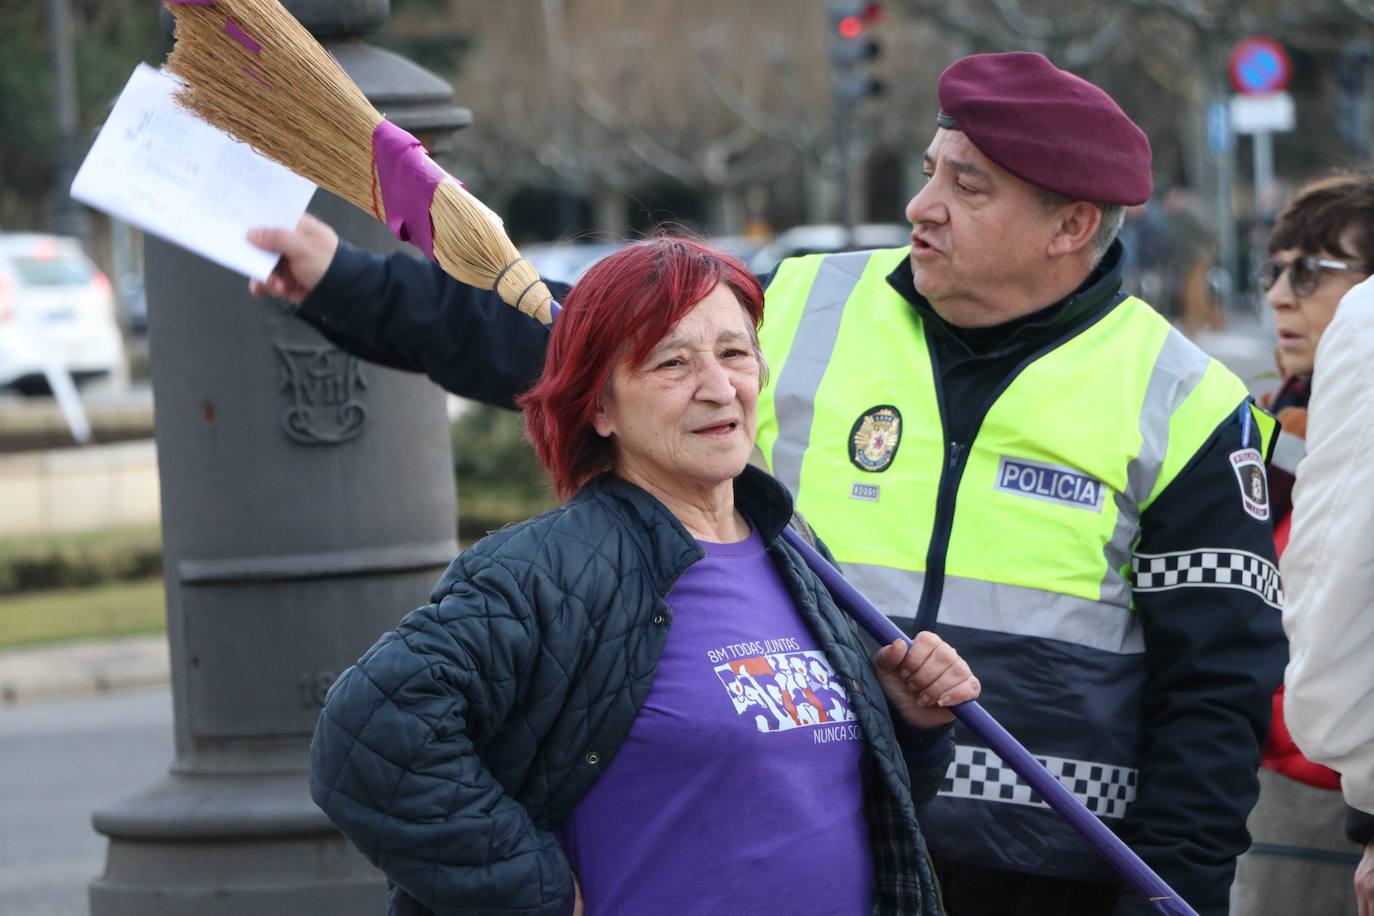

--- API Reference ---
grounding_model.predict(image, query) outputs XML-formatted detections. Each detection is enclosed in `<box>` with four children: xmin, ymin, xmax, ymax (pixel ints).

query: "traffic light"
<box><xmin>827</xmin><ymin>1</ymin><xmax>884</xmax><ymax>106</ymax></box>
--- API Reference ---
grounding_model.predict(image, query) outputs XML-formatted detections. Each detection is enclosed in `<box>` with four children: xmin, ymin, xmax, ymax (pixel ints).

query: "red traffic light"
<box><xmin>830</xmin><ymin>1</ymin><xmax>881</xmax><ymax>38</ymax></box>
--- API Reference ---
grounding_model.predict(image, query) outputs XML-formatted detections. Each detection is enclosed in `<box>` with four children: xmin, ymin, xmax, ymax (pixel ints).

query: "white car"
<box><xmin>0</xmin><ymin>233</ymin><xmax>127</xmax><ymax>394</ymax></box>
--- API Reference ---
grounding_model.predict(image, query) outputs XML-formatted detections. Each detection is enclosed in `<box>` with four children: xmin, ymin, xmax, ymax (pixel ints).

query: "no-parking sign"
<box><xmin>1230</xmin><ymin>37</ymin><xmax>1291</xmax><ymax>95</ymax></box>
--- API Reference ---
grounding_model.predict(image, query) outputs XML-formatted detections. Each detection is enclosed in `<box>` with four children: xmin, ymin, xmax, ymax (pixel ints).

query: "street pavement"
<box><xmin>1192</xmin><ymin>309</ymin><xmax>1280</xmax><ymax>399</ymax></box>
<box><xmin>0</xmin><ymin>634</ymin><xmax>168</xmax><ymax>705</ymax></box>
<box><xmin>0</xmin><ymin>686</ymin><xmax>173</xmax><ymax>916</ymax></box>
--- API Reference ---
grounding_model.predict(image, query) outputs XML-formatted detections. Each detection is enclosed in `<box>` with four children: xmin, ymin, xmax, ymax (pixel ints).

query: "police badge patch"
<box><xmin>1229</xmin><ymin>448</ymin><xmax>1270</xmax><ymax>521</ymax></box>
<box><xmin>849</xmin><ymin>405</ymin><xmax>902</xmax><ymax>472</ymax></box>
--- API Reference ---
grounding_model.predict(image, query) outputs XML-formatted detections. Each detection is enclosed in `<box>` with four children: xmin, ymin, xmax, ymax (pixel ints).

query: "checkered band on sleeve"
<box><xmin>1132</xmin><ymin>548</ymin><xmax>1282</xmax><ymax>610</ymax></box>
<box><xmin>938</xmin><ymin>744</ymin><xmax>1138</xmax><ymax>819</ymax></box>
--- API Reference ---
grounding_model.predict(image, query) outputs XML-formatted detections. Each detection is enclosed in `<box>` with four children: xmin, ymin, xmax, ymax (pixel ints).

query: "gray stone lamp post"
<box><xmin>89</xmin><ymin>2</ymin><xmax>471</xmax><ymax>912</ymax></box>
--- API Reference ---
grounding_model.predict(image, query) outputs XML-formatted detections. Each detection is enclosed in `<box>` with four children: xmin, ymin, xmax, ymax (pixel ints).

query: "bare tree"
<box><xmin>380</xmin><ymin>0</ymin><xmax>1374</xmax><ymax>240</ymax></box>
<box><xmin>388</xmin><ymin>0</ymin><xmax>953</xmax><ymax>233</ymax></box>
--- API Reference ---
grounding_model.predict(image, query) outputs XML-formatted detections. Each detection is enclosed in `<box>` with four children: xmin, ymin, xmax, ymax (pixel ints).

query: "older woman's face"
<box><xmin>1265</xmin><ymin>236</ymin><xmax>1369</xmax><ymax>379</ymax></box>
<box><xmin>593</xmin><ymin>283</ymin><xmax>760</xmax><ymax>494</ymax></box>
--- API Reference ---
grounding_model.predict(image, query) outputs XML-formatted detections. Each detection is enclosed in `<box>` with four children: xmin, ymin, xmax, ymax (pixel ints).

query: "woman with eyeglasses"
<box><xmin>1231</xmin><ymin>172</ymin><xmax>1374</xmax><ymax>916</ymax></box>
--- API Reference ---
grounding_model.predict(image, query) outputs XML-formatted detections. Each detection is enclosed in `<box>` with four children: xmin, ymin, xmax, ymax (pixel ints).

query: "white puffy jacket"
<box><xmin>1283</xmin><ymin>275</ymin><xmax>1374</xmax><ymax>815</ymax></box>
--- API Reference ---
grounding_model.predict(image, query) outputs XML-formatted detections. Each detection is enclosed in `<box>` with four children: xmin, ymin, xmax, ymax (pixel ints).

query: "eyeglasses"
<box><xmin>1258</xmin><ymin>254</ymin><xmax>1369</xmax><ymax>298</ymax></box>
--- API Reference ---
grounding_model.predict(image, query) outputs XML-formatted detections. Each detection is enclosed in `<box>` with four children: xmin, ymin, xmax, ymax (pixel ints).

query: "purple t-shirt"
<box><xmin>555</xmin><ymin>524</ymin><xmax>874</xmax><ymax>915</ymax></box>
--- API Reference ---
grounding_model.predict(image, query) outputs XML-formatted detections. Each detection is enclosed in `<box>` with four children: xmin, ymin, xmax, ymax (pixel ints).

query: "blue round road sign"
<box><xmin>1230</xmin><ymin>37</ymin><xmax>1291</xmax><ymax>95</ymax></box>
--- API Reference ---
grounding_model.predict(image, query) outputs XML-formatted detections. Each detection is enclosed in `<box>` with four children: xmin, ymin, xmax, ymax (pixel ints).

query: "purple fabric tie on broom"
<box><xmin>778</xmin><ymin>525</ymin><xmax>1200</xmax><ymax>916</ymax></box>
<box><xmin>369</xmin><ymin>121</ymin><xmax>560</xmax><ymax>323</ymax></box>
<box><xmin>371</xmin><ymin>120</ymin><xmax>448</xmax><ymax>262</ymax></box>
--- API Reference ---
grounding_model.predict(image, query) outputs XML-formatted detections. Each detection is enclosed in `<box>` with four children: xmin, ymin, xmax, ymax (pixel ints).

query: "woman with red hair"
<box><xmin>310</xmin><ymin>236</ymin><xmax>978</xmax><ymax>916</ymax></box>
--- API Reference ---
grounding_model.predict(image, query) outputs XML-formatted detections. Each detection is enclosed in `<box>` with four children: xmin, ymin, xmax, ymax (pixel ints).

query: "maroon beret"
<box><xmin>937</xmin><ymin>52</ymin><xmax>1152</xmax><ymax>206</ymax></box>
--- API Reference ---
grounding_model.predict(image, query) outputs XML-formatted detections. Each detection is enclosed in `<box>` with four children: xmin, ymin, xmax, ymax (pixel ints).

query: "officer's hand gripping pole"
<box><xmin>779</xmin><ymin>526</ymin><xmax>1200</xmax><ymax>916</ymax></box>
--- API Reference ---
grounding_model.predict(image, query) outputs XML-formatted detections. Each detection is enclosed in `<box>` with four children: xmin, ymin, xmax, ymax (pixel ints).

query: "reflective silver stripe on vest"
<box><xmin>769</xmin><ymin>251</ymin><xmax>872</xmax><ymax>495</ymax></box>
<box><xmin>841</xmin><ymin>564</ymin><xmax>1144</xmax><ymax>654</ymax></box>
<box><xmin>1098</xmin><ymin>326</ymin><xmax>1214</xmax><ymax>608</ymax></box>
<box><xmin>940</xmin><ymin>743</ymin><xmax>1138</xmax><ymax>819</ymax></box>
<box><xmin>1270</xmin><ymin>430</ymin><xmax>1306</xmax><ymax>475</ymax></box>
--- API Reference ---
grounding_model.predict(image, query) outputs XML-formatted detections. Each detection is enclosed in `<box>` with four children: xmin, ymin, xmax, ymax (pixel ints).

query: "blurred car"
<box><xmin>520</xmin><ymin>239</ymin><xmax>631</xmax><ymax>287</ymax></box>
<box><xmin>521</xmin><ymin>234</ymin><xmax>768</xmax><ymax>288</ymax></box>
<box><xmin>702</xmin><ymin>233</ymin><xmax>767</xmax><ymax>266</ymax></box>
<box><xmin>747</xmin><ymin>223</ymin><xmax>912</xmax><ymax>275</ymax></box>
<box><xmin>0</xmin><ymin>233</ymin><xmax>127</xmax><ymax>395</ymax></box>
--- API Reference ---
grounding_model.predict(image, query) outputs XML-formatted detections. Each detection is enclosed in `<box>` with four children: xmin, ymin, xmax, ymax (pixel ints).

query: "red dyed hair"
<box><xmin>518</xmin><ymin>237</ymin><xmax>764</xmax><ymax>499</ymax></box>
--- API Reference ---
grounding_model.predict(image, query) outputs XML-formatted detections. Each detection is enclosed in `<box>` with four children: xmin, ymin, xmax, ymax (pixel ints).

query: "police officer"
<box><xmin>252</xmin><ymin>52</ymin><xmax>1285</xmax><ymax>916</ymax></box>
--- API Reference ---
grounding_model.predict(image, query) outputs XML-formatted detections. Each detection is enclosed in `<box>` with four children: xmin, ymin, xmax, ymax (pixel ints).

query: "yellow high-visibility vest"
<box><xmin>754</xmin><ymin>247</ymin><xmax>1275</xmax><ymax>878</ymax></box>
<box><xmin>756</xmin><ymin>248</ymin><xmax>1272</xmax><ymax>642</ymax></box>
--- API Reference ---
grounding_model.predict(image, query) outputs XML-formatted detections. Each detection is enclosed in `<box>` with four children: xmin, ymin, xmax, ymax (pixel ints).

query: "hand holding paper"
<box><xmin>70</xmin><ymin>63</ymin><xmax>316</xmax><ymax>282</ymax></box>
<box><xmin>246</xmin><ymin>214</ymin><xmax>339</xmax><ymax>304</ymax></box>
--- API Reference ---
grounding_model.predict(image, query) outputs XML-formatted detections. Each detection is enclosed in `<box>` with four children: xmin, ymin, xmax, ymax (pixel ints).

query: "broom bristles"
<box><xmin>432</xmin><ymin>183</ymin><xmax>553</xmax><ymax>320</ymax></box>
<box><xmin>164</xmin><ymin>0</ymin><xmax>554</xmax><ymax>323</ymax></box>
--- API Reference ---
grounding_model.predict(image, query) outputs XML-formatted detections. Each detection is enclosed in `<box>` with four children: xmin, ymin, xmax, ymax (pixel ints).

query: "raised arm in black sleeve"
<box><xmin>1113</xmin><ymin>405</ymin><xmax>1287</xmax><ymax>916</ymax></box>
<box><xmin>293</xmin><ymin>242</ymin><xmax>562</xmax><ymax>410</ymax></box>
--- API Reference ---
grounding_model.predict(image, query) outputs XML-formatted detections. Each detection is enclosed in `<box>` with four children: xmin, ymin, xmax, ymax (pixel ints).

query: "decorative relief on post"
<box><xmin>274</xmin><ymin>343</ymin><xmax>368</xmax><ymax>444</ymax></box>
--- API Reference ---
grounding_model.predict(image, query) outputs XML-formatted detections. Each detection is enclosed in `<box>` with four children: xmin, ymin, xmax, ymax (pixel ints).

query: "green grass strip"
<box><xmin>0</xmin><ymin>578</ymin><xmax>165</xmax><ymax>649</ymax></box>
<box><xmin>0</xmin><ymin>526</ymin><xmax>161</xmax><ymax>559</ymax></box>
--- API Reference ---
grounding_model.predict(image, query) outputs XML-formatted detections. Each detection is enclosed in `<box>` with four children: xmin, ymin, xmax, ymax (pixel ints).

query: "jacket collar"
<box><xmin>573</xmin><ymin>465</ymin><xmax>798</xmax><ymax>591</ymax></box>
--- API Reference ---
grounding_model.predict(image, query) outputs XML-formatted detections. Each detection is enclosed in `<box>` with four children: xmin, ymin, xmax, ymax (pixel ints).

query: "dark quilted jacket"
<box><xmin>310</xmin><ymin>465</ymin><xmax>949</xmax><ymax>915</ymax></box>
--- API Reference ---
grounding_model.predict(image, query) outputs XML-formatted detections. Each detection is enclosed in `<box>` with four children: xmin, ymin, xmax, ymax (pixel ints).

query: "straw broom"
<box><xmin>162</xmin><ymin>0</ymin><xmax>556</xmax><ymax>325</ymax></box>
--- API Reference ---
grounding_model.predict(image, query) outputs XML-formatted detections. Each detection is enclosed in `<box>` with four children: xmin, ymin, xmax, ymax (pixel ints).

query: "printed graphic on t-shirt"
<box><xmin>713</xmin><ymin>648</ymin><xmax>857</xmax><ymax>736</ymax></box>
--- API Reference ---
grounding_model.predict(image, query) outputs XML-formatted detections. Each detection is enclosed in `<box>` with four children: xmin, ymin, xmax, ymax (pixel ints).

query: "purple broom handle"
<box><xmin>779</xmin><ymin>526</ymin><xmax>1199</xmax><ymax>916</ymax></box>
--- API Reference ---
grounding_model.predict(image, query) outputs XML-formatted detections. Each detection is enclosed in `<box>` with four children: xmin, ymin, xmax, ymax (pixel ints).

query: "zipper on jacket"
<box><xmin>911</xmin><ymin>330</ymin><xmax>962</xmax><ymax>635</ymax></box>
<box><xmin>912</xmin><ymin>435</ymin><xmax>970</xmax><ymax>634</ymax></box>
<box><xmin>947</xmin><ymin>441</ymin><xmax>966</xmax><ymax>470</ymax></box>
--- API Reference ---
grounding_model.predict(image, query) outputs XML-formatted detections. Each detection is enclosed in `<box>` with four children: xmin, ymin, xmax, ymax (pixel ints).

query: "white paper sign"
<box><xmin>1229</xmin><ymin>92</ymin><xmax>1296</xmax><ymax>134</ymax></box>
<box><xmin>71</xmin><ymin>64</ymin><xmax>316</xmax><ymax>281</ymax></box>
